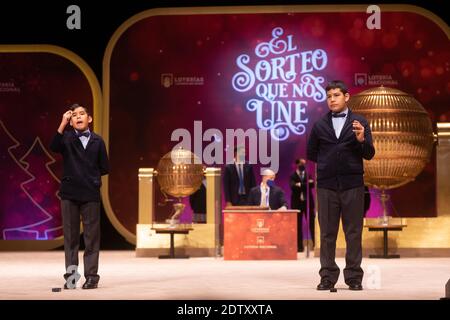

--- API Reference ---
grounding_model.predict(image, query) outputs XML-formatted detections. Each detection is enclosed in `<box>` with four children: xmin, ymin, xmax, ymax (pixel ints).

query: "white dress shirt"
<box><xmin>259</xmin><ymin>183</ymin><xmax>270</xmax><ymax>207</ymax></box>
<box><xmin>332</xmin><ymin>107</ymin><xmax>348</xmax><ymax>139</ymax></box>
<box><xmin>77</xmin><ymin>129</ymin><xmax>91</xmax><ymax>149</ymax></box>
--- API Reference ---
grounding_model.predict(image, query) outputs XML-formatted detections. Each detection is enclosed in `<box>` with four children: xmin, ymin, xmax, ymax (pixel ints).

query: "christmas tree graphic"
<box><xmin>0</xmin><ymin>119</ymin><xmax>62</xmax><ymax>240</ymax></box>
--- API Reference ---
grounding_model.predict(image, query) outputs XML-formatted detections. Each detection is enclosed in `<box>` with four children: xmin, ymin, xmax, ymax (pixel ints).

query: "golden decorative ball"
<box><xmin>156</xmin><ymin>148</ymin><xmax>204</xmax><ymax>198</ymax></box>
<box><xmin>348</xmin><ymin>86</ymin><xmax>434</xmax><ymax>190</ymax></box>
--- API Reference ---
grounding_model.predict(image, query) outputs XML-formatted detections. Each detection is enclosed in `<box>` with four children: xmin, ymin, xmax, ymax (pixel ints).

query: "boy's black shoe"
<box><xmin>317</xmin><ymin>280</ymin><xmax>334</xmax><ymax>290</ymax></box>
<box><xmin>63</xmin><ymin>283</ymin><xmax>76</xmax><ymax>289</ymax></box>
<box><xmin>347</xmin><ymin>280</ymin><xmax>363</xmax><ymax>291</ymax></box>
<box><xmin>82</xmin><ymin>278</ymin><xmax>98</xmax><ymax>289</ymax></box>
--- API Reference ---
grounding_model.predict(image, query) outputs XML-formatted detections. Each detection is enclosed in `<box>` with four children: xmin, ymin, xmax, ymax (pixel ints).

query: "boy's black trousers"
<box><xmin>61</xmin><ymin>199</ymin><xmax>101</xmax><ymax>283</ymax></box>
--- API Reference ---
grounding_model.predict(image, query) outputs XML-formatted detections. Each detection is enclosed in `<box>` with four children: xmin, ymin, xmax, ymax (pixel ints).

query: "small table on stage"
<box><xmin>151</xmin><ymin>227</ymin><xmax>193</xmax><ymax>259</ymax></box>
<box><xmin>366</xmin><ymin>224</ymin><xmax>406</xmax><ymax>259</ymax></box>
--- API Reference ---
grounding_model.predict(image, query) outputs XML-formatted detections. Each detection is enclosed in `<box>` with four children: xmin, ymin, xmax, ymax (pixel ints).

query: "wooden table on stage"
<box><xmin>365</xmin><ymin>224</ymin><xmax>407</xmax><ymax>259</ymax></box>
<box><xmin>223</xmin><ymin>208</ymin><xmax>298</xmax><ymax>260</ymax></box>
<box><xmin>151</xmin><ymin>227</ymin><xmax>193</xmax><ymax>259</ymax></box>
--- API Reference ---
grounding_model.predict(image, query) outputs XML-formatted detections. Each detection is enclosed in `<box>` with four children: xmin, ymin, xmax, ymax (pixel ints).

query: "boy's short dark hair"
<box><xmin>69</xmin><ymin>103</ymin><xmax>89</xmax><ymax>115</ymax></box>
<box><xmin>325</xmin><ymin>80</ymin><xmax>348</xmax><ymax>95</ymax></box>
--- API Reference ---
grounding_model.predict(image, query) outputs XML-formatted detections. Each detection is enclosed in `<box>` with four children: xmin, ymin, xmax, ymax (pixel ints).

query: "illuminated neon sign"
<box><xmin>232</xmin><ymin>27</ymin><xmax>328</xmax><ymax>140</ymax></box>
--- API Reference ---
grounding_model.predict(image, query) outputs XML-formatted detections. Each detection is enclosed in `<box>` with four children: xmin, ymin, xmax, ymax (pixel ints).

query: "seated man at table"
<box><xmin>247</xmin><ymin>169</ymin><xmax>288</xmax><ymax>210</ymax></box>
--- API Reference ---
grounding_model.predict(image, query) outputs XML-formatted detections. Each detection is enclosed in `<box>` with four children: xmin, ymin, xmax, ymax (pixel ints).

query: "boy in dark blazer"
<box><xmin>307</xmin><ymin>80</ymin><xmax>375</xmax><ymax>291</ymax></box>
<box><xmin>50</xmin><ymin>104</ymin><xmax>109</xmax><ymax>290</ymax></box>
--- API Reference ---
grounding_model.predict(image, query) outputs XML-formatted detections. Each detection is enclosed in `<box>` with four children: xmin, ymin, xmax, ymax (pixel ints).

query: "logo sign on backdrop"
<box><xmin>232</xmin><ymin>27</ymin><xmax>328</xmax><ymax>141</ymax></box>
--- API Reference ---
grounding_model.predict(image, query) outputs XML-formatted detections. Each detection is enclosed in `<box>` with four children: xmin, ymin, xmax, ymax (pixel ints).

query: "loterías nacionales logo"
<box><xmin>232</xmin><ymin>27</ymin><xmax>328</xmax><ymax>141</ymax></box>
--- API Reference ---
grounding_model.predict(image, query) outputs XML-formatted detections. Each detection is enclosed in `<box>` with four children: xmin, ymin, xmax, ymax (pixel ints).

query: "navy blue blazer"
<box><xmin>223</xmin><ymin>163</ymin><xmax>256</xmax><ymax>205</ymax></box>
<box><xmin>50</xmin><ymin>130</ymin><xmax>109</xmax><ymax>202</ymax></box>
<box><xmin>307</xmin><ymin>109</ymin><xmax>375</xmax><ymax>190</ymax></box>
<box><xmin>247</xmin><ymin>185</ymin><xmax>288</xmax><ymax>210</ymax></box>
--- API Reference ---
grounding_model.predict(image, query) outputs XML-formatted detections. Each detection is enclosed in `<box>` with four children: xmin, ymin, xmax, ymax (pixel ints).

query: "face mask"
<box><xmin>298</xmin><ymin>165</ymin><xmax>305</xmax><ymax>171</ymax></box>
<box><xmin>266</xmin><ymin>179</ymin><xmax>275</xmax><ymax>187</ymax></box>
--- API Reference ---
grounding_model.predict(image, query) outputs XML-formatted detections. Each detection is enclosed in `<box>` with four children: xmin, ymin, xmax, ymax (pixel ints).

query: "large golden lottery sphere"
<box><xmin>156</xmin><ymin>148</ymin><xmax>204</xmax><ymax>198</ymax></box>
<box><xmin>348</xmin><ymin>86</ymin><xmax>434</xmax><ymax>190</ymax></box>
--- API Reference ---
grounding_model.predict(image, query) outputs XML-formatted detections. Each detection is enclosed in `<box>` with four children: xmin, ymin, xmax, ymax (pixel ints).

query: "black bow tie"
<box><xmin>332</xmin><ymin>112</ymin><xmax>346</xmax><ymax>118</ymax></box>
<box><xmin>76</xmin><ymin>131</ymin><xmax>90</xmax><ymax>138</ymax></box>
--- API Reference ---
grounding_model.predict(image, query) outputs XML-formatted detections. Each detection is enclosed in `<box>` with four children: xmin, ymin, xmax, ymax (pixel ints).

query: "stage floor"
<box><xmin>0</xmin><ymin>251</ymin><xmax>447</xmax><ymax>300</ymax></box>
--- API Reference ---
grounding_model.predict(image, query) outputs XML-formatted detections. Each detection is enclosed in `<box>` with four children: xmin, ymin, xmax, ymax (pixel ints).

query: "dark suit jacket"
<box><xmin>307</xmin><ymin>109</ymin><xmax>375</xmax><ymax>190</ymax></box>
<box><xmin>289</xmin><ymin>170</ymin><xmax>314</xmax><ymax>212</ymax></box>
<box><xmin>50</xmin><ymin>130</ymin><xmax>109</xmax><ymax>202</ymax></box>
<box><xmin>189</xmin><ymin>183</ymin><xmax>206</xmax><ymax>214</ymax></box>
<box><xmin>247</xmin><ymin>185</ymin><xmax>288</xmax><ymax>210</ymax></box>
<box><xmin>223</xmin><ymin>163</ymin><xmax>256</xmax><ymax>205</ymax></box>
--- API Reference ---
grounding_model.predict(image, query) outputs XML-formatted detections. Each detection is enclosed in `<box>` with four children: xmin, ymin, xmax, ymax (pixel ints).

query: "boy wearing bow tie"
<box><xmin>307</xmin><ymin>81</ymin><xmax>375</xmax><ymax>291</ymax></box>
<box><xmin>50</xmin><ymin>104</ymin><xmax>109</xmax><ymax>290</ymax></box>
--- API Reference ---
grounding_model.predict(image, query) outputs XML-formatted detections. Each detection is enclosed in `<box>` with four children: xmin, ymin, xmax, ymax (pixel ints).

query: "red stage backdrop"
<box><xmin>0</xmin><ymin>50</ymin><xmax>95</xmax><ymax>241</ymax></box>
<box><xmin>105</xmin><ymin>6</ymin><xmax>449</xmax><ymax>239</ymax></box>
<box><xmin>1</xmin><ymin>6</ymin><xmax>448</xmax><ymax>242</ymax></box>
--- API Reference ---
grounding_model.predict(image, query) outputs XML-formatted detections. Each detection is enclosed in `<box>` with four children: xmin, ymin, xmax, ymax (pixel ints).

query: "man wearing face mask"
<box><xmin>289</xmin><ymin>158</ymin><xmax>315</xmax><ymax>252</ymax></box>
<box><xmin>247</xmin><ymin>169</ymin><xmax>288</xmax><ymax>210</ymax></box>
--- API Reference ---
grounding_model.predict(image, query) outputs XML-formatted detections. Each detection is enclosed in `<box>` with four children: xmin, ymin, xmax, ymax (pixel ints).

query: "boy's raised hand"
<box><xmin>63</xmin><ymin>110</ymin><xmax>73</xmax><ymax>122</ymax></box>
<box><xmin>352</xmin><ymin>120</ymin><xmax>365</xmax><ymax>143</ymax></box>
<box><xmin>58</xmin><ymin>110</ymin><xmax>73</xmax><ymax>133</ymax></box>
